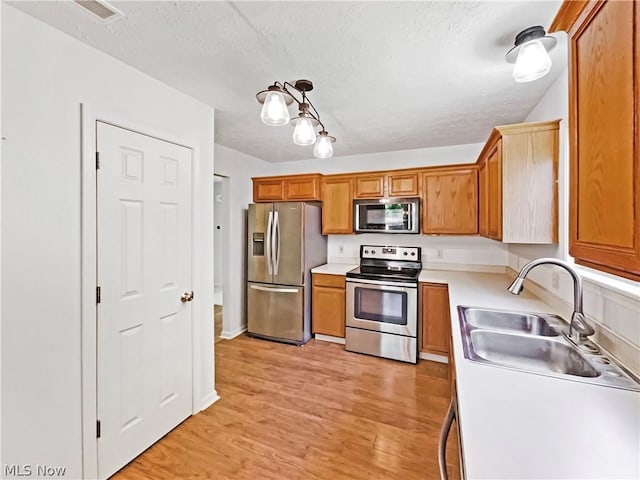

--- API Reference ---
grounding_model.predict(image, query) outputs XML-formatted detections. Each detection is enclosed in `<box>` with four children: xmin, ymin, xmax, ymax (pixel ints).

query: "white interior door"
<box><xmin>96</xmin><ymin>121</ymin><xmax>193</xmax><ymax>479</ymax></box>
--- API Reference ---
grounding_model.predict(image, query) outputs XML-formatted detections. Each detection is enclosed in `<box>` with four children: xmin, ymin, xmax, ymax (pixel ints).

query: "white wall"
<box><xmin>1</xmin><ymin>5</ymin><xmax>215</xmax><ymax>477</ymax></box>
<box><xmin>507</xmin><ymin>61</ymin><xmax>640</xmax><ymax>375</ymax></box>
<box><xmin>270</xmin><ymin>142</ymin><xmax>484</xmax><ymax>175</ymax></box>
<box><xmin>214</xmin><ymin>178</ymin><xmax>225</xmax><ymax>289</ymax></box>
<box><xmin>214</xmin><ymin>144</ymin><xmax>271</xmax><ymax>337</ymax></box>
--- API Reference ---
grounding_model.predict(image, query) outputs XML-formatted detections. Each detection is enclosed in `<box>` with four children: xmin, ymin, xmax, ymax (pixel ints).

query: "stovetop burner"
<box><xmin>346</xmin><ymin>245</ymin><xmax>422</xmax><ymax>283</ymax></box>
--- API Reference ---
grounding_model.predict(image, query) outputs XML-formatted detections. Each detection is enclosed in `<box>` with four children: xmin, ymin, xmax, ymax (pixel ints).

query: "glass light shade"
<box><xmin>513</xmin><ymin>39</ymin><xmax>552</xmax><ymax>83</ymax></box>
<box><xmin>260</xmin><ymin>91</ymin><xmax>290</xmax><ymax>126</ymax></box>
<box><xmin>292</xmin><ymin>117</ymin><xmax>316</xmax><ymax>146</ymax></box>
<box><xmin>313</xmin><ymin>135</ymin><xmax>334</xmax><ymax>159</ymax></box>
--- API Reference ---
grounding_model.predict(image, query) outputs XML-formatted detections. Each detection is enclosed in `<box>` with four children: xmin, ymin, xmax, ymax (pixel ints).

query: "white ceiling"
<box><xmin>10</xmin><ymin>1</ymin><xmax>566</xmax><ymax>163</ymax></box>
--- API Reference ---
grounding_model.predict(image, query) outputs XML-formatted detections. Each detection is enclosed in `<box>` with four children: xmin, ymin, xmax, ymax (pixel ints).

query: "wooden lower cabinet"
<box><xmin>312</xmin><ymin>273</ymin><xmax>346</xmax><ymax>337</ymax></box>
<box><xmin>419</xmin><ymin>282</ymin><xmax>451</xmax><ymax>355</ymax></box>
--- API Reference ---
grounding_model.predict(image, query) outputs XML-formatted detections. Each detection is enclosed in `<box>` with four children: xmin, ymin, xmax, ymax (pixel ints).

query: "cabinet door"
<box><xmin>420</xmin><ymin>283</ymin><xmax>450</xmax><ymax>355</ymax></box>
<box><xmin>388</xmin><ymin>172</ymin><xmax>419</xmax><ymax>197</ymax></box>
<box><xmin>487</xmin><ymin>144</ymin><xmax>502</xmax><ymax>241</ymax></box>
<box><xmin>312</xmin><ymin>282</ymin><xmax>346</xmax><ymax>338</ymax></box>
<box><xmin>478</xmin><ymin>160</ymin><xmax>488</xmax><ymax>237</ymax></box>
<box><xmin>568</xmin><ymin>0</ymin><xmax>640</xmax><ymax>280</ymax></box>
<box><xmin>354</xmin><ymin>174</ymin><xmax>385</xmax><ymax>198</ymax></box>
<box><xmin>322</xmin><ymin>177</ymin><xmax>354</xmax><ymax>234</ymax></box>
<box><xmin>423</xmin><ymin>168</ymin><xmax>478</xmax><ymax>234</ymax></box>
<box><xmin>285</xmin><ymin>176</ymin><xmax>321</xmax><ymax>201</ymax></box>
<box><xmin>253</xmin><ymin>178</ymin><xmax>284</xmax><ymax>202</ymax></box>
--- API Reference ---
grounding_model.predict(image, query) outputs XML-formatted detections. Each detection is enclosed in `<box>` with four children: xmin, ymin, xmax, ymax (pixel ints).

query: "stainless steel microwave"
<box><xmin>353</xmin><ymin>198</ymin><xmax>420</xmax><ymax>234</ymax></box>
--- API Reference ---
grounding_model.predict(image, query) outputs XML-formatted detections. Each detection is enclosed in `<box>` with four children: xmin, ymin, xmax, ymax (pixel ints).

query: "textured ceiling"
<box><xmin>10</xmin><ymin>1</ymin><xmax>566</xmax><ymax>162</ymax></box>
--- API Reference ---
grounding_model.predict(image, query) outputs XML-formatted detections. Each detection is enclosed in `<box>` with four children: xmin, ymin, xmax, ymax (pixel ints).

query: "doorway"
<box><xmin>213</xmin><ymin>174</ymin><xmax>229</xmax><ymax>343</ymax></box>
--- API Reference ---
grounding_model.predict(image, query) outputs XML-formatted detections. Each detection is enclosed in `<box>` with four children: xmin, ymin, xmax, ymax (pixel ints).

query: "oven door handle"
<box><xmin>438</xmin><ymin>396</ymin><xmax>457</xmax><ymax>480</ymax></box>
<box><xmin>346</xmin><ymin>278</ymin><xmax>417</xmax><ymax>289</ymax></box>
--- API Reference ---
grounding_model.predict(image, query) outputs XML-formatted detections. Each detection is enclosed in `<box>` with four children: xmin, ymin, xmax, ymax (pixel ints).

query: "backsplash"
<box><xmin>327</xmin><ymin>234</ymin><xmax>509</xmax><ymax>269</ymax></box>
<box><xmin>508</xmin><ymin>252</ymin><xmax>640</xmax><ymax>377</ymax></box>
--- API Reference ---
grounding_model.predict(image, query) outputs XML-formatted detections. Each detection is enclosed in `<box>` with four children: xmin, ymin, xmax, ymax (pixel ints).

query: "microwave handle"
<box><xmin>438</xmin><ymin>396</ymin><xmax>457</xmax><ymax>480</ymax></box>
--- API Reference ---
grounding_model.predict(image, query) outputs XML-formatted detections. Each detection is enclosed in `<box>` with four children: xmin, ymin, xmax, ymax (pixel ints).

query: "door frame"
<box><xmin>80</xmin><ymin>103</ymin><xmax>217</xmax><ymax>479</ymax></box>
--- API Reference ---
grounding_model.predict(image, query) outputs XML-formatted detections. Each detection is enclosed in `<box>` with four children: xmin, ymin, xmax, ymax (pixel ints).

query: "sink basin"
<box><xmin>463</xmin><ymin>308</ymin><xmax>559</xmax><ymax>336</ymax></box>
<box><xmin>457</xmin><ymin>306</ymin><xmax>640</xmax><ymax>391</ymax></box>
<box><xmin>470</xmin><ymin>330</ymin><xmax>599</xmax><ymax>377</ymax></box>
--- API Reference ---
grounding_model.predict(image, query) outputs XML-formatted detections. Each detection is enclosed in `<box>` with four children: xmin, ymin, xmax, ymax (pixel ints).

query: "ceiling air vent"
<box><xmin>74</xmin><ymin>0</ymin><xmax>123</xmax><ymax>21</ymax></box>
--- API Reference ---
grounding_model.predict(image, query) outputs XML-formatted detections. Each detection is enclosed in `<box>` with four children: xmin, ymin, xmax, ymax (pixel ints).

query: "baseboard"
<box><xmin>419</xmin><ymin>351</ymin><xmax>448</xmax><ymax>364</ymax></box>
<box><xmin>199</xmin><ymin>390</ymin><xmax>220</xmax><ymax>411</ymax></box>
<box><xmin>314</xmin><ymin>333</ymin><xmax>346</xmax><ymax>345</ymax></box>
<box><xmin>219</xmin><ymin>326</ymin><xmax>247</xmax><ymax>340</ymax></box>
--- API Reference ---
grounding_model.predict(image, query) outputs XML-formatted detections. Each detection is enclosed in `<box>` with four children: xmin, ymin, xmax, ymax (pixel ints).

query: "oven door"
<box><xmin>346</xmin><ymin>278</ymin><xmax>417</xmax><ymax>336</ymax></box>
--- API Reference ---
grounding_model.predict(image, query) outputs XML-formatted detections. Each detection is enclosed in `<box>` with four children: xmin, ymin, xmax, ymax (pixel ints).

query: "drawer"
<box><xmin>312</xmin><ymin>273</ymin><xmax>346</xmax><ymax>289</ymax></box>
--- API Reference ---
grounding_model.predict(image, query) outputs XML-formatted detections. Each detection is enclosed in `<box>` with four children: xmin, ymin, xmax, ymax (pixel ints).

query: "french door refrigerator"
<box><xmin>247</xmin><ymin>202</ymin><xmax>327</xmax><ymax>345</ymax></box>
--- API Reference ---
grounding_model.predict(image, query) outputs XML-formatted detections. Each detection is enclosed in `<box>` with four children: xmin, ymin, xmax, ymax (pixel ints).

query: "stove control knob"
<box><xmin>410</xmin><ymin>252</ymin><xmax>415</xmax><ymax>256</ymax></box>
<box><xmin>403</xmin><ymin>252</ymin><xmax>408</xmax><ymax>256</ymax></box>
<box><xmin>371</xmin><ymin>250</ymin><xmax>376</xmax><ymax>254</ymax></box>
<box><xmin>364</xmin><ymin>250</ymin><xmax>369</xmax><ymax>254</ymax></box>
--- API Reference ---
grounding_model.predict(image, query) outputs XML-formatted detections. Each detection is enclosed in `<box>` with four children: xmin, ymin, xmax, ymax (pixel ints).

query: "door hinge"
<box><xmin>96</xmin><ymin>286</ymin><xmax>101</xmax><ymax>304</ymax></box>
<box><xmin>96</xmin><ymin>420</ymin><xmax>101</xmax><ymax>439</ymax></box>
<box><xmin>96</xmin><ymin>152</ymin><xmax>100</xmax><ymax>170</ymax></box>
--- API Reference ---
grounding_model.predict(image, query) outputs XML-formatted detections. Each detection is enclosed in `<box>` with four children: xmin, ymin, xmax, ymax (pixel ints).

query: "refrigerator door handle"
<box><xmin>249</xmin><ymin>285</ymin><xmax>299</xmax><ymax>294</ymax></box>
<box><xmin>266</xmin><ymin>211</ymin><xmax>273</xmax><ymax>275</ymax></box>
<box><xmin>273</xmin><ymin>211</ymin><xmax>281</xmax><ymax>275</ymax></box>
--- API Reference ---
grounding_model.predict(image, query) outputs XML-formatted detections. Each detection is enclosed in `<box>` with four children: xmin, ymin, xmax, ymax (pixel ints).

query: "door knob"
<box><xmin>181</xmin><ymin>291</ymin><xmax>194</xmax><ymax>303</ymax></box>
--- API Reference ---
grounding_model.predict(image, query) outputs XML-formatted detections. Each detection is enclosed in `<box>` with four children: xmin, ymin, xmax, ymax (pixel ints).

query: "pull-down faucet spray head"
<box><xmin>507</xmin><ymin>276</ymin><xmax>525</xmax><ymax>295</ymax></box>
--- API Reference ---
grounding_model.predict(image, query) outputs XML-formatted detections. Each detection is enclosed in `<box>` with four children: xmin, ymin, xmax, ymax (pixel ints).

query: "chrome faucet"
<box><xmin>507</xmin><ymin>258</ymin><xmax>595</xmax><ymax>344</ymax></box>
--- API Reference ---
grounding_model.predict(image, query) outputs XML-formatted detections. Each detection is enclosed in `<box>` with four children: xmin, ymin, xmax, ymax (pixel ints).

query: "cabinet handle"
<box><xmin>438</xmin><ymin>396</ymin><xmax>457</xmax><ymax>480</ymax></box>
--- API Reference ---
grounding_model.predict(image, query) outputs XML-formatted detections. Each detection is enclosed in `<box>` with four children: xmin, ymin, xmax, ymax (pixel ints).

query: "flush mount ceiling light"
<box><xmin>506</xmin><ymin>26</ymin><xmax>557</xmax><ymax>83</ymax></box>
<box><xmin>256</xmin><ymin>79</ymin><xmax>336</xmax><ymax>158</ymax></box>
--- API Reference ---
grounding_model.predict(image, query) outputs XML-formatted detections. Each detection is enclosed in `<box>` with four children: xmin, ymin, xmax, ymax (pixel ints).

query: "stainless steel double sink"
<box><xmin>458</xmin><ymin>306</ymin><xmax>640</xmax><ymax>391</ymax></box>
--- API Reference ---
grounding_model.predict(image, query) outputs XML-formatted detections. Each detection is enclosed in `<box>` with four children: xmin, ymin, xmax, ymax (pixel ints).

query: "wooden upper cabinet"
<box><xmin>322</xmin><ymin>176</ymin><xmax>354</xmax><ymax>234</ymax></box>
<box><xmin>388</xmin><ymin>172</ymin><xmax>420</xmax><ymax>197</ymax></box>
<box><xmin>476</xmin><ymin>120</ymin><xmax>559</xmax><ymax>244</ymax></box>
<box><xmin>354</xmin><ymin>174</ymin><xmax>385</xmax><ymax>198</ymax></box>
<box><xmin>478</xmin><ymin>159</ymin><xmax>489</xmax><ymax>237</ymax></box>
<box><xmin>552</xmin><ymin>0</ymin><xmax>640</xmax><ymax>280</ymax></box>
<box><xmin>422</xmin><ymin>166</ymin><xmax>478</xmax><ymax>235</ymax></box>
<box><xmin>252</xmin><ymin>174</ymin><xmax>322</xmax><ymax>202</ymax></box>
<box><xmin>353</xmin><ymin>171</ymin><xmax>420</xmax><ymax>198</ymax></box>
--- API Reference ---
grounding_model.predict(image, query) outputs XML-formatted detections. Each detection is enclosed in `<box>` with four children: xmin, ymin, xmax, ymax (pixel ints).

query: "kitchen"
<box><xmin>2</xmin><ymin>1</ymin><xmax>639</xmax><ymax>479</ymax></box>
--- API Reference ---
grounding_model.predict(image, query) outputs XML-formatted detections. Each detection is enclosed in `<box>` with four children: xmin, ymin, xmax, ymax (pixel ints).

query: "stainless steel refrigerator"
<box><xmin>247</xmin><ymin>202</ymin><xmax>327</xmax><ymax>345</ymax></box>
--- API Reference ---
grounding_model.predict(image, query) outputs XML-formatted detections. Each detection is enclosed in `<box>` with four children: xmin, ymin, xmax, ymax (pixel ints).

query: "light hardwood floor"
<box><xmin>214</xmin><ymin>306</ymin><xmax>223</xmax><ymax>344</ymax></box>
<box><xmin>113</xmin><ymin>336</ymin><xmax>460</xmax><ymax>479</ymax></box>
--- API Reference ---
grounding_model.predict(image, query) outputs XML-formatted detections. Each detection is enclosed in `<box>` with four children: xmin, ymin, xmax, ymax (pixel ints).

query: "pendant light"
<box><xmin>313</xmin><ymin>131</ymin><xmax>335</xmax><ymax>159</ymax></box>
<box><xmin>256</xmin><ymin>79</ymin><xmax>336</xmax><ymax>158</ymax></box>
<box><xmin>506</xmin><ymin>26</ymin><xmax>557</xmax><ymax>83</ymax></box>
<box><xmin>257</xmin><ymin>84</ymin><xmax>294</xmax><ymax>126</ymax></box>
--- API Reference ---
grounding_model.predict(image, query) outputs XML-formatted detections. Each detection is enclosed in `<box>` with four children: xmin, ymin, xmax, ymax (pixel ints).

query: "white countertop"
<box><xmin>311</xmin><ymin>263</ymin><xmax>357</xmax><ymax>275</ymax></box>
<box><xmin>419</xmin><ymin>270</ymin><xmax>640</xmax><ymax>479</ymax></box>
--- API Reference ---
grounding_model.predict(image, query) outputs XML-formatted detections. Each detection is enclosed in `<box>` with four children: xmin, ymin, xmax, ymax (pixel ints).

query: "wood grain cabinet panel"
<box><xmin>475</xmin><ymin>120</ymin><xmax>559</xmax><ymax>244</ymax></box>
<box><xmin>354</xmin><ymin>175</ymin><xmax>385</xmax><ymax>198</ymax></box>
<box><xmin>420</xmin><ymin>282</ymin><xmax>451</xmax><ymax>355</ymax></box>
<box><xmin>253</xmin><ymin>174</ymin><xmax>322</xmax><ymax>202</ymax></box>
<box><xmin>253</xmin><ymin>178</ymin><xmax>285</xmax><ymax>202</ymax></box>
<box><xmin>388</xmin><ymin>172</ymin><xmax>420</xmax><ymax>197</ymax></box>
<box><xmin>312</xmin><ymin>274</ymin><xmax>346</xmax><ymax>338</ymax></box>
<box><xmin>322</xmin><ymin>176</ymin><xmax>354</xmax><ymax>234</ymax></box>
<box><xmin>422</xmin><ymin>167</ymin><xmax>478</xmax><ymax>234</ymax></box>
<box><xmin>478</xmin><ymin>159</ymin><xmax>489</xmax><ymax>237</ymax></box>
<box><xmin>284</xmin><ymin>174</ymin><xmax>322</xmax><ymax>201</ymax></box>
<box><xmin>552</xmin><ymin>0</ymin><xmax>640</xmax><ymax>280</ymax></box>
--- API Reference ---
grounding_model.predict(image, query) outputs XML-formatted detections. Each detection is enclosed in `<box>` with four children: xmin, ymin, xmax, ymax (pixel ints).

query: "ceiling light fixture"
<box><xmin>256</xmin><ymin>79</ymin><xmax>336</xmax><ymax>158</ymax></box>
<box><xmin>506</xmin><ymin>26</ymin><xmax>557</xmax><ymax>83</ymax></box>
